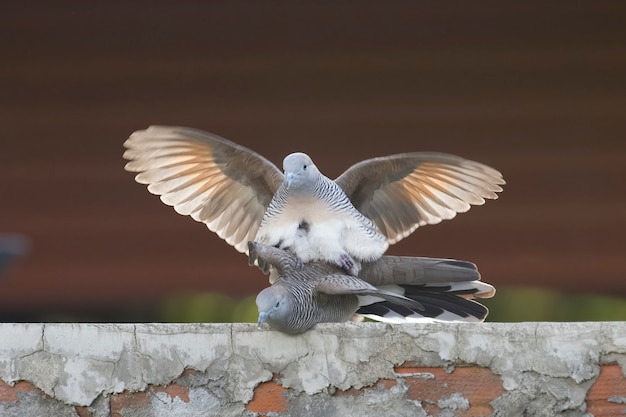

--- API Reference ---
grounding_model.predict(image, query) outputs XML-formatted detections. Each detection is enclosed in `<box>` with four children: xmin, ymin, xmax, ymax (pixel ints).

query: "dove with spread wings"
<box><xmin>123</xmin><ymin>126</ymin><xmax>504</xmax><ymax>278</ymax></box>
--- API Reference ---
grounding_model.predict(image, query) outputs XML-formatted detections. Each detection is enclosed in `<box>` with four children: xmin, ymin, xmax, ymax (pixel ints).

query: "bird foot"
<box><xmin>247</xmin><ymin>241</ymin><xmax>270</xmax><ymax>274</ymax></box>
<box><xmin>339</xmin><ymin>254</ymin><xmax>359</xmax><ymax>276</ymax></box>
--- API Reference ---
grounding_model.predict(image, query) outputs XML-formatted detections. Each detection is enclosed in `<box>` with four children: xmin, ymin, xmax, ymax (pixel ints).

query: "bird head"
<box><xmin>256</xmin><ymin>286</ymin><xmax>292</xmax><ymax>330</ymax></box>
<box><xmin>282</xmin><ymin>153</ymin><xmax>318</xmax><ymax>190</ymax></box>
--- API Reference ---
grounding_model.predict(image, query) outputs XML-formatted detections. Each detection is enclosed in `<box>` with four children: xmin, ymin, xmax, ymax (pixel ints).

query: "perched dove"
<box><xmin>249</xmin><ymin>242</ymin><xmax>495</xmax><ymax>334</ymax></box>
<box><xmin>123</xmin><ymin>126</ymin><xmax>505</xmax><ymax>276</ymax></box>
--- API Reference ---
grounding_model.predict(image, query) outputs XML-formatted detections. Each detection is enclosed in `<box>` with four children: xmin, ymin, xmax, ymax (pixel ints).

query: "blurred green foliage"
<box><xmin>160</xmin><ymin>292</ymin><xmax>259</xmax><ymax>323</ymax></box>
<box><xmin>482</xmin><ymin>287</ymin><xmax>626</xmax><ymax>322</ymax></box>
<box><xmin>158</xmin><ymin>287</ymin><xmax>626</xmax><ymax>323</ymax></box>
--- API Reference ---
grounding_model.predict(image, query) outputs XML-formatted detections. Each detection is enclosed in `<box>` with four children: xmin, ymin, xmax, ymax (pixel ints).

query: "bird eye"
<box><xmin>303</xmin><ymin>164</ymin><xmax>307</xmax><ymax>170</ymax></box>
<box><xmin>275</xmin><ymin>301</ymin><xmax>280</xmax><ymax>308</ymax></box>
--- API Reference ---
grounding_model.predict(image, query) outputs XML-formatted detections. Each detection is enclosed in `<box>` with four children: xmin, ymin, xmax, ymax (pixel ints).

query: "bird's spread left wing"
<box><xmin>335</xmin><ymin>152</ymin><xmax>505</xmax><ymax>244</ymax></box>
<box><xmin>124</xmin><ymin>126</ymin><xmax>283</xmax><ymax>253</ymax></box>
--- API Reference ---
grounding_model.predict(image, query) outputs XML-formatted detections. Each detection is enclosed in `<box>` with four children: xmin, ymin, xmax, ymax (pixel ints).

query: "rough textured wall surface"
<box><xmin>0</xmin><ymin>322</ymin><xmax>625</xmax><ymax>416</ymax></box>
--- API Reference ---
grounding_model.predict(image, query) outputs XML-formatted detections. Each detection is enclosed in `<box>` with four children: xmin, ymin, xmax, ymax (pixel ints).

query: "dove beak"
<box><xmin>257</xmin><ymin>312</ymin><xmax>269</xmax><ymax>329</ymax></box>
<box><xmin>285</xmin><ymin>172</ymin><xmax>296</xmax><ymax>188</ymax></box>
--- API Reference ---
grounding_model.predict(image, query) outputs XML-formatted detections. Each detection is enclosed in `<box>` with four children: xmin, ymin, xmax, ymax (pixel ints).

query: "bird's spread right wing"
<box><xmin>123</xmin><ymin>126</ymin><xmax>284</xmax><ymax>253</ymax></box>
<box><xmin>335</xmin><ymin>152</ymin><xmax>505</xmax><ymax>244</ymax></box>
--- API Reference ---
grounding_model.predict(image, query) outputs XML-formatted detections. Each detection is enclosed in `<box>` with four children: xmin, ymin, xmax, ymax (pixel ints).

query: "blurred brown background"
<box><xmin>1</xmin><ymin>1</ymin><xmax>625</xmax><ymax>321</ymax></box>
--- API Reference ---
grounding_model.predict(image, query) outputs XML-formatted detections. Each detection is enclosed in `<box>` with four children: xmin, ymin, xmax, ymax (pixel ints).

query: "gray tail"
<box><xmin>357</xmin><ymin>284</ymin><xmax>492</xmax><ymax>323</ymax></box>
<box><xmin>359</xmin><ymin>255</ymin><xmax>481</xmax><ymax>286</ymax></box>
<box><xmin>357</xmin><ymin>255</ymin><xmax>495</xmax><ymax>323</ymax></box>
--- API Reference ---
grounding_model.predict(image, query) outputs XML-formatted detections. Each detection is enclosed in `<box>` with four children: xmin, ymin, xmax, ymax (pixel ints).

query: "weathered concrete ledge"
<box><xmin>0</xmin><ymin>322</ymin><xmax>625</xmax><ymax>416</ymax></box>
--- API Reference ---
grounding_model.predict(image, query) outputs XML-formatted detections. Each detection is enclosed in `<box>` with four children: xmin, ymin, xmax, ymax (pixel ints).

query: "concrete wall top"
<box><xmin>1</xmin><ymin>322</ymin><xmax>625</xmax><ymax>416</ymax></box>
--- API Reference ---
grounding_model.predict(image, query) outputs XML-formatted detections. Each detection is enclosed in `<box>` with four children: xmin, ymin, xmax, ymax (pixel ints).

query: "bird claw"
<box><xmin>247</xmin><ymin>241</ymin><xmax>258</xmax><ymax>266</ymax></box>
<box><xmin>339</xmin><ymin>254</ymin><xmax>359</xmax><ymax>276</ymax></box>
<box><xmin>247</xmin><ymin>241</ymin><xmax>270</xmax><ymax>274</ymax></box>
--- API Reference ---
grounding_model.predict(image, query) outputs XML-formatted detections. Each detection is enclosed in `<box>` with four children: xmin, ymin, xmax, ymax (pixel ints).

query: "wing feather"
<box><xmin>123</xmin><ymin>126</ymin><xmax>283</xmax><ymax>253</ymax></box>
<box><xmin>335</xmin><ymin>152</ymin><xmax>504</xmax><ymax>243</ymax></box>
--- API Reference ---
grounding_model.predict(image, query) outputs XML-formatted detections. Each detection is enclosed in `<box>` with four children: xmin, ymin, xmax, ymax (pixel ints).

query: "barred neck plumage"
<box><xmin>261</xmin><ymin>173</ymin><xmax>381</xmax><ymax>237</ymax></box>
<box><xmin>310</xmin><ymin>175</ymin><xmax>353</xmax><ymax>213</ymax></box>
<box><xmin>283</xmin><ymin>278</ymin><xmax>358</xmax><ymax>332</ymax></box>
<box><xmin>312</xmin><ymin>175</ymin><xmax>382</xmax><ymax>233</ymax></box>
<box><xmin>262</xmin><ymin>184</ymin><xmax>290</xmax><ymax>221</ymax></box>
<box><xmin>284</xmin><ymin>280</ymin><xmax>319</xmax><ymax>332</ymax></box>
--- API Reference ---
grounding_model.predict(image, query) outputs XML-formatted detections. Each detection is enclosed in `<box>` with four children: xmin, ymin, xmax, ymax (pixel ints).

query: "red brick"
<box><xmin>75</xmin><ymin>406</ymin><xmax>94</xmax><ymax>417</ymax></box>
<box><xmin>395</xmin><ymin>365</ymin><xmax>504</xmax><ymax>417</ymax></box>
<box><xmin>110</xmin><ymin>390</ymin><xmax>150</xmax><ymax>417</ymax></box>
<box><xmin>0</xmin><ymin>380</ymin><xmax>42</xmax><ymax>403</ymax></box>
<box><xmin>587</xmin><ymin>364</ymin><xmax>626</xmax><ymax>417</ymax></box>
<box><xmin>335</xmin><ymin>379</ymin><xmax>398</xmax><ymax>397</ymax></box>
<box><xmin>152</xmin><ymin>384</ymin><xmax>190</xmax><ymax>403</ymax></box>
<box><xmin>178</xmin><ymin>368</ymin><xmax>198</xmax><ymax>379</ymax></box>
<box><xmin>246</xmin><ymin>380</ymin><xmax>290</xmax><ymax>414</ymax></box>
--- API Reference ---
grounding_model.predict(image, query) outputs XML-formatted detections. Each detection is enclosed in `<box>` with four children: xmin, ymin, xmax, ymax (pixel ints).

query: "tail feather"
<box><xmin>356</xmin><ymin>280</ymin><xmax>494</xmax><ymax>323</ymax></box>
<box><xmin>359</xmin><ymin>256</ymin><xmax>480</xmax><ymax>286</ymax></box>
<box><xmin>358</xmin><ymin>295</ymin><xmax>488</xmax><ymax>323</ymax></box>
<box><xmin>402</xmin><ymin>281</ymin><xmax>496</xmax><ymax>299</ymax></box>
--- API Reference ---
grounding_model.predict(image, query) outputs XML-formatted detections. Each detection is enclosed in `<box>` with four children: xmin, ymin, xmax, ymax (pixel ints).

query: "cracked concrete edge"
<box><xmin>0</xmin><ymin>322</ymin><xmax>625</xmax><ymax>412</ymax></box>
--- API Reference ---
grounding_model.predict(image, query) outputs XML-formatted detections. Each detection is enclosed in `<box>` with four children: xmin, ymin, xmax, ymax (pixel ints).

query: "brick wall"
<box><xmin>1</xmin><ymin>323</ymin><xmax>625</xmax><ymax>416</ymax></box>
